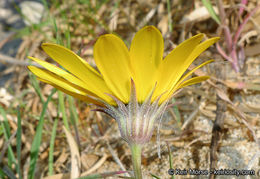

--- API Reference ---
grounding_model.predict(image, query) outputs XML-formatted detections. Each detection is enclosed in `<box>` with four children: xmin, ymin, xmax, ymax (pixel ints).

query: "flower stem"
<box><xmin>130</xmin><ymin>144</ymin><xmax>142</xmax><ymax>179</ymax></box>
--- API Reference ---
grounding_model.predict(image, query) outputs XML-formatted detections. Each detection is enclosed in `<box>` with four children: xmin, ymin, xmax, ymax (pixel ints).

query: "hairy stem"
<box><xmin>130</xmin><ymin>144</ymin><xmax>142</xmax><ymax>179</ymax></box>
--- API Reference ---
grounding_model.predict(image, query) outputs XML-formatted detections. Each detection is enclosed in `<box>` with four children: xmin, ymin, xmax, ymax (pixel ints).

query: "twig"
<box><xmin>216</xmin><ymin>43</ymin><xmax>233</xmax><ymax>63</ymax></box>
<box><xmin>0</xmin><ymin>53</ymin><xmax>42</xmax><ymax>68</ymax></box>
<box><xmin>181</xmin><ymin>106</ymin><xmax>200</xmax><ymax>130</ymax></box>
<box><xmin>239</xmin><ymin>0</ymin><xmax>248</xmax><ymax>16</ymax></box>
<box><xmin>0</xmin><ymin>130</ymin><xmax>17</xmax><ymax>162</ymax></box>
<box><xmin>106</xmin><ymin>141</ymin><xmax>130</xmax><ymax>177</ymax></box>
<box><xmin>217</xmin><ymin>0</ymin><xmax>232</xmax><ymax>51</ymax></box>
<box><xmin>233</xmin><ymin>4</ymin><xmax>260</xmax><ymax>45</ymax></box>
<box><xmin>209</xmin><ymin>81</ymin><xmax>259</xmax><ymax>147</ymax></box>
<box><xmin>0</xmin><ymin>32</ymin><xmax>16</xmax><ymax>50</ymax></box>
<box><xmin>185</xmin><ymin>136</ymin><xmax>205</xmax><ymax>148</ymax></box>
<box><xmin>209</xmin><ymin>64</ymin><xmax>226</xmax><ymax>179</ymax></box>
<box><xmin>80</xmin><ymin>153</ymin><xmax>108</xmax><ymax>176</ymax></box>
<box><xmin>137</xmin><ymin>6</ymin><xmax>158</xmax><ymax>30</ymax></box>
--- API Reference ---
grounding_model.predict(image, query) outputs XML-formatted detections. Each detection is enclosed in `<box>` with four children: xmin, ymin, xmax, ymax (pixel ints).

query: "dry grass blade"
<box><xmin>181</xmin><ymin>105</ymin><xmax>200</xmax><ymax>130</ymax></box>
<box><xmin>209</xmin><ymin>64</ymin><xmax>227</xmax><ymax>179</ymax></box>
<box><xmin>137</xmin><ymin>6</ymin><xmax>158</xmax><ymax>30</ymax></box>
<box><xmin>0</xmin><ymin>53</ymin><xmax>42</xmax><ymax>67</ymax></box>
<box><xmin>106</xmin><ymin>141</ymin><xmax>130</xmax><ymax>177</ymax></box>
<box><xmin>0</xmin><ymin>130</ymin><xmax>17</xmax><ymax>162</ymax></box>
<box><xmin>211</xmin><ymin>82</ymin><xmax>258</xmax><ymax>146</ymax></box>
<box><xmin>63</xmin><ymin>126</ymin><xmax>81</xmax><ymax>179</ymax></box>
<box><xmin>80</xmin><ymin>153</ymin><xmax>108</xmax><ymax>177</ymax></box>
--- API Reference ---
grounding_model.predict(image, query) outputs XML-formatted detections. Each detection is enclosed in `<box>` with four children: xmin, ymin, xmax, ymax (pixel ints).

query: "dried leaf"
<box><xmin>181</xmin><ymin>6</ymin><xmax>218</xmax><ymax>23</ymax></box>
<box><xmin>63</xmin><ymin>126</ymin><xmax>81</xmax><ymax>179</ymax></box>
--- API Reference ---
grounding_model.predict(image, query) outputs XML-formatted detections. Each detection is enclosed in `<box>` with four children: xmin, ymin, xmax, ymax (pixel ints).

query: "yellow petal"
<box><xmin>28</xmin><ymin>66</ymin><xmax>113</xmax><ymax>105</ymax></box>
<box><xmin>29</xmin><ymin>66</ymin><xmax>87</xmax><ymax>95</ymax></box>
<box><xmin>158</xmin><ymin>76</ymin><xmax>210</xmax><ymax>104</ymax></box>
<box><xmin>184</xmin><ymin>37</ymin><xmax>219</xmax><ymax>68</ymax></box>
<box><xmin>155</xmin><ymin>36</ymin><xmax>219</xmax><ymax>102</ymax></box>
<box><xmin>130</xmin><ymin>26</ymin><xmax>164</xmax><ymax>102</ymax></box>
<box><xmin>177</xmin><ymin>76</ymin><xmax>209</xmax><ymax>89</ymax></box>
<box><xmin>176</xmin><ymin>59</ymin><xmax>214</xmax><ymax>87</ymax></box>
<box><xmin>41</xmin><ymin>43</ymin><xmax>113</xmax><ymax>102</ymax></box>
<box><xmin>168</xmin><ymin>37</ymin><xmax>219</xmax><ymax>91</ymax></box>
<box><xmin>167</xmin><ymin>37</ymin><xmax>219</xmax><ymax>90</ymax></box>
<box><xmin>94</xmin><ymin>34</ymin><xmax>131</xmax><ymax>103</ymax></box>
<box><xmin>28</xmin><ymin>57</ymin><xmax>90</xmax><ymax>91</ymax></box>
<box><xmin>154</xmin><ymin>34</ymin><xmax>204</xmax><ymax>99</ymax></box>
<box><xmin>165</xmin><ymin>60</ymin><xmax>214</xmax><ymax>101</ymax></box>
<box><xmin>37</xmin><ymin>77</ymin><xmax>103</xmax><ymax>106</ymax></box>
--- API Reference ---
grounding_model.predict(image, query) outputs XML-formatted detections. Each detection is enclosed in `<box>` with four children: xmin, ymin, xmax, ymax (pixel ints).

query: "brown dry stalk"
<box><xmin>0</xmin><ymin>53</ymin><xmax>42</xmax><ymax>67</ymax></box>
<box><xmin>209</xmin><ymin>63</ymin><xmax>227</xmax><ymax>179</ymax></box>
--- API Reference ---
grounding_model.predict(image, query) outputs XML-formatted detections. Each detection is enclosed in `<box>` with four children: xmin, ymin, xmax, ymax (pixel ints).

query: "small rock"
<box><xmin>20</xmin><ymin>1</ymin><xmax>45</xmax><ymax>26</ymax></box>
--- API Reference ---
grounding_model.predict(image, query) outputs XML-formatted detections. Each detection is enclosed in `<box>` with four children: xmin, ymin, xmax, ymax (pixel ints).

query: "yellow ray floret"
<box><xmin>155</xmin><ymin>34</ymin><xmax>204</xmax><ymax>97</ymax></box>
<box><xmin>36</xmin><ymin>77</ymin><xmax>102</xmax><ymax>105</ymax></box>
<box><xmin>129</xmin><ymin>26</ymin><xmax>164</xmax><ymax>102</ymax></box>
<box><xmin>41</xmin><ymin>43</ymin><xmax>113</xmax><ymax>102</ymax></box>
<box><xmin>28</xmin><ymin>26</ymin><xmax>219</xmax><ymax>106</ymax></box>
<box><xmin>94</xmin><ymin>34</ymin><xmax>132</xmax><ymax>103</ymax></box>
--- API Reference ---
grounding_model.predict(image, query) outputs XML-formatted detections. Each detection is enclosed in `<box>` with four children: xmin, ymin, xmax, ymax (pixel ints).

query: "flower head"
<box><xmin>28</xmin><ymin>26</ymin><xmax>218</xmax><ymax>145</ymax></box>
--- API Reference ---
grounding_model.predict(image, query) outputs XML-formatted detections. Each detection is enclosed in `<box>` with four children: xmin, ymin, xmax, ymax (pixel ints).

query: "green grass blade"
<box><xmin>0</xmin><ymin>106</ymin><xmax>16</xmax><ymax>167</ymax></box>
<box><xmin>0</xmin><ymin>106</ymin><xmax>11</xmax><ymax>137</ymax></box>
<box><xmin>77</xmin><ymin>175</ymin><xmax>103</xmax><ymax>179</ymax></box>
<box><xmin>201</xmin><ymin>0</ymin><xmax>220</xmax><ymax>24</ymax></box>
<box><xmin>48</xmin><ymin>118</ymin><xmax>58</xmax><ymax>176</ymax></box>
<box><xmin>28</xmin><ymin>88</ymin><xmax>57</xmax><ymax>179</ymax></box>
<box><xmin>1</xmin><ymin>165</ymin><xmax>17</xmax><ymax>179</ymax></box>
<box><xmin>29</xmin><ymin>72</ymin><xmax>44</xmax><ymax>103</ymax></box>
<box><xmin>77</xmin><ymin>171</ymin><xmax>128</xmax><ymax>179</ymax></box>
<box><xmin>53</xmin><ymin>17</ymin><xmax>62</xmax><ymax>45</ymax></box>
<box><xmin>150</xmin><ymin>173</ymin><xmax>161</xmax><ymax>179</ymax></box>
<box><xmin>0</xmin><ymin>168</ymin><xmax>4</xmax><ymax>178</ymax></box>
<box><xmin>68</xmin><ymin>96</ymin><xmax>81</xmax><ymax>147</ymax></box>
<box><xmin>16</xmin><ymin>107</ymin><xmax>22</xmax><ymax>179</ymax></box>
<box><xmin>167</xmin><ymin>0</ymin><xmax>173</xmax><ymax>32</ymax></box>
<box><xmin>77</xmin><ymin>175</ymin><xmax>105</xmax><ymax>179</ymax></box>
<box><xmin>171</xmin><ymin>98</ymin><xmax>182</xmax><ymax>129</ymax></box>
<box><xmin>65</xmin><ymin>23</ymin><xmax>71</xmax><ymax>49</ymax></box>
<box><xmin>58</xmin><ymin>91</ymin><xmax>70</xmax><ymax>130</ymax></box>
<box><xmin>68</xmin><ymin>96</ymin><xmax>78</xmax><ymax>125</ymax></box>
<box><xmin>166</xmin><ymin>143</ymin><xmax>175</xmax><ymax>179</ymax></box>
<box><xmin>0</xmin><ymin>125</ymin><xmax>3</xmax><ymax>136</ymax></box>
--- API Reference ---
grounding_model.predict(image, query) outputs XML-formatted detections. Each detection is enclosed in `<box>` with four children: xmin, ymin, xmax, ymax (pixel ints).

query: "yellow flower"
<box><xmin>28</xmin><ymin>26</ymin><xmax>218</xmax><ymax>106</ymax></box>
<box><xmin>28</xmin><ymin>26</ymin><xmax>219</xmax><ymax>178</ymax></box>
